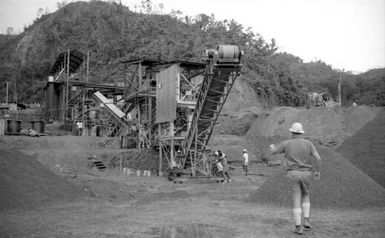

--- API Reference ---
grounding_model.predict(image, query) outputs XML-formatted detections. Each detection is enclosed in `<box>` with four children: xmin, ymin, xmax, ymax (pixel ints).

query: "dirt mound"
<box><xmin>246</xmin><ymin>147</ymin><xmax>385</xmax><ymax>209</ymax></box>
<box><xmin>0</xmin><ymin>136</ymin><xmax>124</xmax><ymax>176</ymax></box>
<box><xmin>337</xmin><ymin>108</ymin><xmax>385</xmax><ymax>187</ymax></box>
<box><xmin>247</xmin><ymin>107</ymin><xmax>344</xmax><ymax>139</ymax></box>
<box><xmin>0</xmin><ymin>149</ymin><xmax>86</xmax><ymax>211</ymax></box>
<box><xmin>342</xmin><ymin>105</ymin><xmax>382</xmax><ymax>137</ymax></box>
<box><xmin>245</xmin><ymin>106</ymin><xmax>381</xmax><ymax>144</ymax></box>
<box><xmin>222</xmin><ymin>78</ymin><xmax>262</xmax><ymax>114</ymax></box>
<box><xmin>0</xmin><ymin>135</ymin><xmax>121</xmax><ymax>151</ymax></box>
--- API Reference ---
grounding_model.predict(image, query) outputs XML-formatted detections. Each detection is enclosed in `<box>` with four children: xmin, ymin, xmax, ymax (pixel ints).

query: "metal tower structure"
<box><xmin>156</xmin><ymin>45</ymin><xmax>243</xmax><ymax>177</ymax></box>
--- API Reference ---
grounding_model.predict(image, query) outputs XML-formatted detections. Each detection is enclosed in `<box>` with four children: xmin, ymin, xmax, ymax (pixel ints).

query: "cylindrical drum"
<box><xmin>30</xmin><ymin>120</ymin><xmax>45</xmax><ymax>133</ymax></box>
<box><xmin>6</xmin><ymin>120</ymin><xmax>21</xmax><ymax>135</ymax></box>
<box><xmin>121</xmin><ymin>136</ymin><xmax>137</xmax><ymax>149</ymax></box>
<box><xmin>217</xmin><ymin>45</ymin><xmax>241</xmax><ymax>61</ymax></box>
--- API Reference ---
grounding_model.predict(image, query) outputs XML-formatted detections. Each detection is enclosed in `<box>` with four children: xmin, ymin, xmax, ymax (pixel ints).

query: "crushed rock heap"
<box><xmin>246</xmin><ymin>147</ymin><xmax>385</xmax><ymax>209</ymax></box>
<box><xmin>0</xmin><ymin>149</ymin><xmax>86</xmax><ymax>211</ymax></box>
<box><xmin>337</xmin><ymin>109</ymin><xmax>385</xmax><ymax>188</ymax></box>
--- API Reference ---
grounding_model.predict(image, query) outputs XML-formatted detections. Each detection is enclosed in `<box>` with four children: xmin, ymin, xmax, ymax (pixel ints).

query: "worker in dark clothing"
<box><xmin>215</xmin><ymin>150</ymin><xmax>231</xmax><ymax>182</ymax></box>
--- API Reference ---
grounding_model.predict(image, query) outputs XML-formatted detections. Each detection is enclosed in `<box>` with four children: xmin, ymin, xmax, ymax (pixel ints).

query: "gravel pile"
<box><xmin>246</xmin><ymin>147</ymin><xmax>385</xmax><ymax>209</ymax></box>
<box><xmin>337</xmin><ymin>109</ymin><xmax>385</xmax><ymax>187</ymax></box>
<box><xmin>0</xmin><ymin>149</ymin><xmax>86</xmax><ymax>211</ymax></box>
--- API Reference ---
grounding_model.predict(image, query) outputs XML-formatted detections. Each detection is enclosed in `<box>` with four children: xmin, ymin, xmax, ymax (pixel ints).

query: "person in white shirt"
<box><xmin>242</xmin><ymin>149</ymin><xmax>249</xmax><ymax>176</ymax></box>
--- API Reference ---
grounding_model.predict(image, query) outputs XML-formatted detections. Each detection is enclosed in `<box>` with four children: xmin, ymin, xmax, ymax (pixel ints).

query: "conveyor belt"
<box><xmin>183</xmin><ymin>45</ymin><xmax>242</xmax><ymax>174</ymax></box>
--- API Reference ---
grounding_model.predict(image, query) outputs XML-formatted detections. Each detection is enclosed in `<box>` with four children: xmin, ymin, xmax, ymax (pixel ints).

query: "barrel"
<box><xmin>90</xmin><ymin>125</ymin><xmax>100</xmax><ymax>136</ymax></box>
<box><xmin>30</xmin><ymin>120</ymin><xmax>45</xmax><ymax>133</ymax></box>
<box><xmin>6</xmin><ymin>120</ymin><xmax>21</xmax><ymax>135</ymax></box>
<box><xmin>0</xmin><ymin>119</ymin><xmax>5</xmax><ymax>135</ymax></box>
<box><xmin>121</xmin><ymin>136</ymin><xmax>137</xmax><ymax>149</ymax></box>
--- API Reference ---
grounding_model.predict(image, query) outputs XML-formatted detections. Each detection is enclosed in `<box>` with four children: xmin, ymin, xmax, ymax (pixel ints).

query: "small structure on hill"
<box><xmin>307</xmin><ymin>92</ymin><xmax>338</xmax><ymax>108</ymax></box>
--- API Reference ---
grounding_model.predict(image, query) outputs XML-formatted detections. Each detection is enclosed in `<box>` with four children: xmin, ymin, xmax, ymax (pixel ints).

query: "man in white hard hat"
<box><xmin>269</xmin><ymin>122</ymin><xmax>322</xmax><ymax>235</ymax></box>
<box><xmin>242</xmin><ymin>149</ymin><xmax>249</xmax><ymax>176</ymax></box>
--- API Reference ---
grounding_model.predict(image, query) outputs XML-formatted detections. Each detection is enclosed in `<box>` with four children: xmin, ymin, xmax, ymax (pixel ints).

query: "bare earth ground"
<box><xmin>1</xmin><ymin>173</ymin><xmax>384</xmax><ymax>238</ymax></box>
<box><xmin>1</xmin><ymin>106</ymin><xmax>384</xmax><ymax>238</ymax></box>
<box><xmin>0</xmin><ymin>138</ymin><xmax>384</xmax><ymax>238</ymax></box>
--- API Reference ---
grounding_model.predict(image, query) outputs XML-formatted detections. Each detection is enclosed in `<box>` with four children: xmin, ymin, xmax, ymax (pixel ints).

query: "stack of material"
<box><xmin>246</xmin><ymin>147</ymin><xmax>385</xmax><ymax>209</ymax></box>
<box><xmin>337</xmin><ymin>109</ymin><xmax>385</xmax><ymax>187</ymax></box>
<box><xmin>0</xmin><ymin>149</ymin><xmax>86</xmax><ymax>211</ymax></box>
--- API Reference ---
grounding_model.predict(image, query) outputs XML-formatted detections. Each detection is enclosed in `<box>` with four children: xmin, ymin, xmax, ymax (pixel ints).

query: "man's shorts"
<box><xmin>287</xmin><ymin>170</ymin><xmax>312</xmax><ymax>194</ymax></box>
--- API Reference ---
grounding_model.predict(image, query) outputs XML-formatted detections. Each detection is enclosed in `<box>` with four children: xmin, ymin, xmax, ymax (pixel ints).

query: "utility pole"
<box><xmin>5</xmin><ymin>82</ymin><xmax>9</xmax><ymax>105</ymax></box>
<box><xmin>86</xmin><ymin>51</ymin><xmax>90</xmax><ymax>83</ymax></box>
<box><xmin>14</xmin><ymin>75</ymin><xmax>17</xmax><ymax>103</ymax></box>
<box><xmin>65</xmin><ymin>49</ymin><xmax>70</xmax><ymax>122</ymax></box>
<box><xmin>338</xmin><ymin>72</ymin><xmax>342</xmax><ymax>110</ymax></box>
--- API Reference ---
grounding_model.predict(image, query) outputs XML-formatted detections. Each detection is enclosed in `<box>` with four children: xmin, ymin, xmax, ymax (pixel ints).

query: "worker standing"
<box><xmin>216</xmin><ymin>151</ymin><xmax>231</xmax><ymax>182</ymax></box>
<box><xmin>138</xmin><ymin>125</ymin><xmax>146</xmax><ymax>148</ymax></box>
<box><xmin>215</xmin><ymin>158</ymin><xmax>224</xmax><ymax>180</ymax></box>
<box><xmin>242</xmin><ymin>149</ymin><xmax>249</xmax><ymax>176</ymax></box>
<box><xmin>269</xmin><ymin>122</ymin><xmax>322</xmax><ymax>235</ymax></box>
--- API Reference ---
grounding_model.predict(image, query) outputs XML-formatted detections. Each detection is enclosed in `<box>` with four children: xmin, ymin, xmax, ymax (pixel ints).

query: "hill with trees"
<box><xmin>0</xmin><ymin>0</ymin><xmax>384</xmax><ymax>106</ymax></box>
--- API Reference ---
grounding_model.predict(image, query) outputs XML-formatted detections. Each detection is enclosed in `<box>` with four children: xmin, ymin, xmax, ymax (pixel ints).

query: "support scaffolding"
<box><xmin>44</xmin><ymin>46</ymin><xmax>242</xmax><ymax>179</ymax></box>
<box><xmin>155</xmin><ymin>45</ymin><xmax>243</xmax><ymax>177</ymax></box>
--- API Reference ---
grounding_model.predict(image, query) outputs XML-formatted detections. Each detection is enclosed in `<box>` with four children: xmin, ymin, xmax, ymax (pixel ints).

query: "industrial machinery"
<box><xmin>44</xmin><ymin>45</ymin><xmax>243</xmax><ymax>179</ymax></box>
<box><xmin>157</xmin><ymin>45</ymin><xmax>243</xmax><ymax>177</ymax></box>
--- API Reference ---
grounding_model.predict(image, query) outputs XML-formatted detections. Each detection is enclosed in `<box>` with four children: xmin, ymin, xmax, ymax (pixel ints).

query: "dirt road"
<box><xmin>1</xmin><ymin>161</ymin><xmax>384</xmax><ymax>238</ymax></box>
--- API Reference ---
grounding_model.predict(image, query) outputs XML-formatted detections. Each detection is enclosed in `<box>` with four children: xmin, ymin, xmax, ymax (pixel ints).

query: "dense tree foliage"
<box><xmin>0</xmin><ymin>0</ymin><xmax>383</xmax><ymax>106</ymax></box>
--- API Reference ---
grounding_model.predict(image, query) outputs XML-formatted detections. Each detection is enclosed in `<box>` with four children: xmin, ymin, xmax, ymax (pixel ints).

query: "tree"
<box><xmin>6</xmin><ymin>27</ymin><xmax>14</xmax><ymax>35</ymax></box>
<box><xmin>57</xmin><ymin>1</ymin><xmax>68</xmax><ymax>10</ymax></box>
<box><xmin>37</xmin><ymin>8</ymin><xmax>44</xmax><ymax>18</ymax></box>
<box><xmin>140</xmin><ymin>0</ymin><xmax>152</xmax><ymax>14</ymax></box>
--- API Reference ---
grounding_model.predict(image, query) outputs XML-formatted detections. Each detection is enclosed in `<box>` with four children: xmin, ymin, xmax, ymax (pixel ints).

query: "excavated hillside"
<box><xmin>245</xmin><ymin>105</ymin><xmax>381</xmax><ymax>143</ymax></box>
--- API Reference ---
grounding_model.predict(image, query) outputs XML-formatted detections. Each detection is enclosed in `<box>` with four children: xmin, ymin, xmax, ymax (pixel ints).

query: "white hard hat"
<box><xmin>214</xmin><ymin>151</ymin><xmax>219</xmax><ymax>156</ymax></box>
<box><xmin>243</xmin><ymin>149</ymin><xmax>247</xmax><ymax>152</ymax></box>
<box><xmin>289</xmin><ymin>122</ymin><xmax>305</xmax><ymax>134</ymax></box>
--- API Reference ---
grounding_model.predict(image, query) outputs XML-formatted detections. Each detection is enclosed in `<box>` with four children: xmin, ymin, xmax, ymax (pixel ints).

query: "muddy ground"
<box><xmin>1</xmin><ymin>106</ymin><xmax>385</xmax><ymax>237</ymax></box>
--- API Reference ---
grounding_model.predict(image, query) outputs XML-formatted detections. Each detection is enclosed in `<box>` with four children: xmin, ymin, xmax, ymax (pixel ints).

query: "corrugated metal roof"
<box><xmin>118</xmin><ymin>58</ymin><xmax>206</xmax><ymax>69</ymax></box>
<box><xmin>50</xmin><ymin>49</ymin><xmax>86</xmax><ymax>74</ymax></box>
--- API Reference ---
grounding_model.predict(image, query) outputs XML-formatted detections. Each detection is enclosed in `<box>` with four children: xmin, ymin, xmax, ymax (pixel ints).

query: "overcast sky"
<box><xmin>0</xmin><ymin>0</ymin><xmax>384</xmax><ymax>73</ymax></box>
